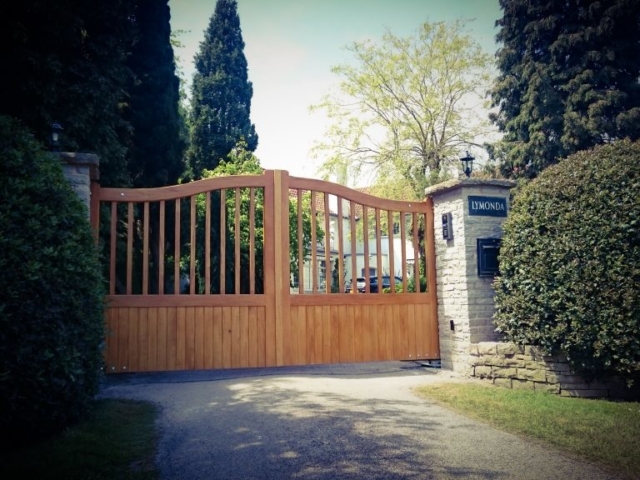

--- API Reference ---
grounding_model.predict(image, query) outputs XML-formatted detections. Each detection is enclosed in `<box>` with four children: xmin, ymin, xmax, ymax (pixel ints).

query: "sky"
<box><xmin>168</xmin><ymin>0</ymin><xmax>503</xmax><ymax>179</ymax></box>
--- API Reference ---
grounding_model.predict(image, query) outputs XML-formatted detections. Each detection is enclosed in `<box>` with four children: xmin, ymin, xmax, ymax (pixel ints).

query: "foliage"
<box><xmin>0</xmin><ymin>117</ymin><xmax>105</xmax><ymax>444</ymax></box>
<box><xmin>311</xmin><ymin>20</ymin><xmax>496</xmax><ymax>198</ymax></box>
<box><xmin>491</xmin><ymin>0</ymin><xmax>640</xmax><ymax>179</ymax></box>
<box><xmin>0</xmin><ymin>0</ymin><xmax>136</xmax><ymax>187</ymax></box>
<box><xmin>198</xmin><ymin>144</ymin><xmax>321</xmax><ymax>293</ymax></box>
<box><xmin>493</xmin><ymin>140</ymin><xmax>640</xmax><ymax>383</ymax></box>
<box><xmin>126</xmin><ymin>0</ymin><xmax>186</xmax><ymax>188</ymax></box>
<box><xmin>187</xmin><ymin>0</ymin><xmax>258</xmax><ymax>179</ymax></box>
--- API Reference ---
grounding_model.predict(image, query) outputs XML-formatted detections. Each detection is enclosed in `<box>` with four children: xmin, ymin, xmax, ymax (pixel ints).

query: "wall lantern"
<box><xmin>460</xmin><ymin>151</ymin><xmax>474</xmax><ymax>178</ymax></box>
<box><xmin>51</xmin><ymin>122</ymin><xmax>63</xmax><ymax>151</ymax></box>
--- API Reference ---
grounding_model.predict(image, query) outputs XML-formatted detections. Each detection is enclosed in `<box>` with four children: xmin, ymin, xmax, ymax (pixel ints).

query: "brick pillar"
<box><xmin>58</xmin><ymin>152</ymin><xmax>100</xmax><ymax>219</ymax></box>
<box><xmin>425</xmin><ymin>179</ymin><xmax>516</xmax><ymax>373</ymax></box>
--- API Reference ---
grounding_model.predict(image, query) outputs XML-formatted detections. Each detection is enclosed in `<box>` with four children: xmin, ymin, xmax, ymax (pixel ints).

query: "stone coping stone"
<box><xmin>425</xmin><ymin>178</ymin><xmax>516</xmax><ymax>197</ymax></box>
<box><xmin>58</xmin><ymin>152</ymin><xmax>100</xmax><ymax>180</ymax></box>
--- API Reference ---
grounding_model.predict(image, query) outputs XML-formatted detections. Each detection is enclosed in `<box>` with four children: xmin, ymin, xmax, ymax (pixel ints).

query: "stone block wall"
<box><xmin>426</xmin><ymin>179</ymin><xmax>515</xmax><ymax>373</ymax></box>
<box><xmin>59</xmin><ymin>152</ymin><xmax>99</xmax><ymax>218</ymax></box>
<box><xmin>469</xmin><ymin>342</ymin><xmax>639</xmax><ymax>399</ymax></box>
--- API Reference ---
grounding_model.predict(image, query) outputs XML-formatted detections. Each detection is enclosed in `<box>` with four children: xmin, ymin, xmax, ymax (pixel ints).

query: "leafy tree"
<box><xmin>126</xmin><ymin>0</ymin><xmax>186</xmax><ymax>188</ymax></box>
<box><xmin>0</xmin><ymin>0</ymin><xmax>135</xmax><ymax>187</ymax></box>
<box><xmin>494</xmin><ymin>140</ymin><xmax>640</xmax><ymax>383</ymax></box>
<box><xmin>197</xmin><ymin>144</ymin><xmax>321</xmax><ymax>293</ymax></box>
<box><xmin>491</xmin><ymin>0</ymin><xmax>640</xmax><ymax>179</ymax></box>
<box><xmin>311</xmin><ymin>20</ymin><xmax>495</xmax><ymax>199</ymax></box>
<box><xmin>187</xmin><ymin>0</ymin><xmax>258</xmax><ymax>179</ymax></box>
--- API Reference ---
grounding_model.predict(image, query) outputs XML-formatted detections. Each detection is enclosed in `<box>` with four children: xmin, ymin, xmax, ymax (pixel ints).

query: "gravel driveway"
<box><xmin>100</xmin><ymin>362</ymin><xmax>620</xmax><ymax>480</ymax></box>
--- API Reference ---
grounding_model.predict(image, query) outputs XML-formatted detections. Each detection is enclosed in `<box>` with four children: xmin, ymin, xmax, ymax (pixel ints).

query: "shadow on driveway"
<box><xmin>99</xmin><ymin>362</ymin><xmax>620</xmax><ymax>480</ymax></box>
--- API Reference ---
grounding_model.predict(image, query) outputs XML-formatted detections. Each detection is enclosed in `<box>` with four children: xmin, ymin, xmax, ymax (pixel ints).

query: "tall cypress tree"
<box><xmin>490</xmin><ymin>0</ymin><xmax>640</xmax><ymax>179</ymax></box>
<box><xmin>127</xmin><ymin>0</ymin><xmax>186</xmax><ymax>188</ymax></box>
<box><xmin>187</xmin><ymin>0</ymin><xmax>258</xmax><ymax>179</ymax></box>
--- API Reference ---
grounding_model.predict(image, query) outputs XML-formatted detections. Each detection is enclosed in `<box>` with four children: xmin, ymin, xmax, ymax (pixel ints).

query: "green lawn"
<box><xmin>0</xmin><ymin>399</ymin><xmax>159</xmax><ymax>480</ymax></box>
<box><xmin>415</xmin><ymin>383</ymin><xmax>640</xmax><ymax>479</ymax></box>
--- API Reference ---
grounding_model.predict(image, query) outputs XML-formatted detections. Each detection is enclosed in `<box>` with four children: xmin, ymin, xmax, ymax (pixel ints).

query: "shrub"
<box><xmin>0</xmin><ymin>116</ymin><xmax>105</xmax><ymax>445</ymax></box>
<box><xmin>493</xmin><ymin>140</ymin><xmax>640</xmax><ymax>383</ymax></box>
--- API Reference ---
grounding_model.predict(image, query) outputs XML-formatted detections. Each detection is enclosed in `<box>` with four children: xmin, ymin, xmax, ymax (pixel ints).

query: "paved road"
<box><xmin>100</xmin><ymin>362</ymin><xmax>620</xmax><ymax>480</ymax></box>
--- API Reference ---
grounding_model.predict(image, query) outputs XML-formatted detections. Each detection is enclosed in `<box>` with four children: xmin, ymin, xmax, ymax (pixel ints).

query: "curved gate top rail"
<box><xmin>91</xmin><ymin>170</ymin><xmax>439</xmax><ymax>373</ymax></box>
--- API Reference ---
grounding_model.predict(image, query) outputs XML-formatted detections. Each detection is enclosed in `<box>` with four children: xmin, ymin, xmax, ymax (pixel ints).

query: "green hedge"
<box><xmin>0</xmin><ymin>116</ymin><xmax>105</xmax><ymax>444</ymax></box>
<box><xmin>494</xmin><ymin>140</ymin><xmax>640</xmax><ymax>383</ymax></box>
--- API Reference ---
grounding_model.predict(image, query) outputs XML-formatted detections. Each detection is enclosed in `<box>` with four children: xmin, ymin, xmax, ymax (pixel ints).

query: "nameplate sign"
<box><xmin>468</xmin><ymin>196</ymin><xmax>508</xmax><ymax>217</ymax></box>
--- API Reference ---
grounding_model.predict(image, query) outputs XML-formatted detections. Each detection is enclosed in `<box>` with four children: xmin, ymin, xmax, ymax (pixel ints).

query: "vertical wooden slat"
<box><xmin>128</xmin><ymin>308</ymin><xmax>138</xmax><ymax>372</ymax></box>
<box><xmin>249</xmin><ymin>188</ymin><xmax>256</xmax><ymax>294</ymax></box>
<box><xmin>205</xmin><ymin>192</ymin><xmax>211</xmax><ymax>295</ymax></box>
<box><xmin>350</xmin><ymin>201</ymin><xmax>357</xmax><ymax>294</ymax></box>
<box><xmin>159</xmin><ymin>201</ymin><xmax>165</xmax><ymax>294</ymax></box>
<box><xmin>322</xmin><ymin>305</ymin><xmax>331</xmax><ymax>362</ymax></box>
<box><xmin>297</xmin><ymin>189</ymin><xmax>304</xmax><ymax>294</ymax></box>
<box><xmin>235</xmin><ymin>188</ymin><xmax>241</xmax><ymax>294</ymax></box>
<box><xmin>407</xmin><ymin>304</ymin><xmax>417</xmax><ymax>360</ymax></box>
<box><xmin>204</xmin><ymin>307</ymin><xmax>214</xmax><ymax>369</ymax></box>
<box><xmin>174</xmin><ymin>199</ymin><xmax>181</xmax><ymax>295</ymax></box>
<box><xmin>231</xmin><ymin>307</ymin><xmax>241</xmax><ymax>367</ymax></box>
<box><xmin>118</xmin><ymin>309</ymin><xmax>129</xmax><ymax>372</ymax></box>
<box><xmin>126</xmin><ymin>202</ymin><xmax>133</xmax><ymax>295</ymax></box>
<box><xmin>109</xmin><ymin>202</ymin><xmax>117</xmax><ymax>295</ymax></box>
<box><xmin>143</xmin><ymin>202</ymin><xmax>149</xmax><ymax>295</ymax></box>
<box><xmin>354</xmin><ymin>305</ymin><xmax>363</xmax><ymax>362</ymax></box>
<box><xmin>195</xmin><ymin>307</ymin><xmax>204</xmax><ymax>369</ymax></box>
<box><xmin>425</xmin><ymin>198</ymin><xmax>438</xmax><ymax>350</ymax></box>
<box><xmin>413</xmin><ymin>212</ymin><xmax>420</xmax><ymax>292</ymax></box>
<box><xmin>362</xmin><ymin>206</ymin><xmax>369</xmax><ymax>292</ymax></box>
<box><xmin>190</xmin><ymin>196</ymin><xmax>196</xmax><ymax>295</ymax></box>
<box><xmin>167</xmin><ymin>307</ymin><xmax>177</xmax><ymax>370</ymax></box>
<box><xmin>157</xmin><ymin>307</ymin><xmax>167</xmax><ymax>371</ymax></box>
<box><xmin>147</xmin><ymin>308</ymin><xmax>158</xmax><ymax>371</ymax></box>
<box><xmin>308</xmin><ymin>307</ymin><xmax>317</xmax><ymax>364</ymax></box>
<box><xmin>311</xmin><ymin>191</ymin><xmax>318</xmax><ymax>293</ymax></box>
<box><xmin>290</xmin><ymin>307</ymin><xmax>299</xmax><ymax>365</ymax></box>
<box><xmin>176</xmin><ymin>307</ymin><xmax>186</xmax><ymax>369</ymax></box>
<box><xmin>388</xmin><ymin>210</ymin><xmax>395</xmax><ymax>288</ymax></box>
<box><xmin>298</xmin><ymin>307</ymin><xmax>307</xmax><ymax>365</ymax></box>
<box><xmin>273</xmin><ymin>170</ymin><xmax>291</xmax><ymax>366</ymax></box>
<box><xmin>339</xmin><ymin>305</ymin><xmax>349</xmax><ymax>362</ymax></box>
<box><xmin>126</xmin><ymin>202</ymin><xmax>133</xmax><ymax>294</ymax></box>
<box><xmin>330</xmin><ymin>305</ymin><xmax>340</xmax><ymax>363</ymax></box>
<box><xmin>248</xmin><ymin>307</ymin><xmax>258</xmax><ymax>367</ymax></box>
<box><xmin>185</xmin><ymin>307</ymin><xmax>195</xmax><ymax>369</ymax></box>
<box><xmin>257</xmin><ymin>307</ymin><xmax>266</xmax><ymax>367</ymax></box>
<box><xmin>314</xmin><ymin>305</ymin><xmax>323</xmax><ymax>363</ymax></box>
<box><xmin>263</xmin><ymin>171</ymin><xmax>276</xmax><ymax>367</ymax></box>
<box><xmin>323</xmin><ymin>193</ymin><xmax>331</xmax><ymax>294</ymax></box>
<box><xmin>400</xmin><ymin>212</ymin><xmax>407</xmax><ymax>292</ymax></box>
<box><xmin>212</xmin><ymin>307</ymin><xmax>223</xmax><ymax>369</ymax></box>
<box><xmin>337</xmin><ymin>197</ymin><xmax>344</xmax><ymax>293</ymax></box>
<box><xmin>375</xmin><ymin>208</ymin><xmax>382</xmax><ymax>293</ymax></box>
<box><xmin>138</xmin><ymin>308</ymin><xmax>148</xmax><ymax>372</ymax></box>
<box><xmin>240</xmin><ymin>307</ymin><xmax>249</xmax><ymax>368</ymax></box>
<box><xmin>220</xmin><ymin>189</ymin><xmax>226</xmax><ymax>294</ymax></box>
<box><xmin>222</xmin><ymin>307</ymin><xmax>232</xmax><ymax>368</ymax></box>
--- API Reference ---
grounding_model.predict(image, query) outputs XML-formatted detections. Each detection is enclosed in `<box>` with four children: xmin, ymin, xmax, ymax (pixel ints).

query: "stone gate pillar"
<box><xmin>425</xmin><ymin>179</ymin><xmax>516</xmax><ymax>373</ymax></box>
<box><xmin>58</xmin><ymin>152</ymin><xmax>100</xmax><ymax>219</ymax></box>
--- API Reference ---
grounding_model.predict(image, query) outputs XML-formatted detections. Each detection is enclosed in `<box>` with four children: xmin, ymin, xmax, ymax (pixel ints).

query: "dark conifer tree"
<box><xmin>490</xmin><ymin>0</ymin><xmax>640</xmax><ymax>179</ymax></box>
<box><xmin>127</xmin><ymin>0</ymin><xmax>186</xmax><ymax>187</ymax></box>
<box><xmin>0</xmin><ymin>0</ymin><xmax>135</xmax><ymax>187</ymax></box>
<box><xmin>188</xmin><ymin>0</ymin><xmax>258</xmax><ymax>179</ymax></box>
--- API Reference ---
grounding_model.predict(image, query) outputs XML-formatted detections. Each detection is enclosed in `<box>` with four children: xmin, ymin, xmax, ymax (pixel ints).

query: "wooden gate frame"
<box><xmin>92</xmin><ymin>170</ymin><xmax>439</xmax><ymax>372</ymax></box>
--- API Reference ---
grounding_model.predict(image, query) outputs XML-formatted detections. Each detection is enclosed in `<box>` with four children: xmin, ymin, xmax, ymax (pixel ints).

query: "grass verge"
<box><xmin>415</xmin><ymin>383</ymin><xmax>640</xmax><ymax>479</ymax></box>
<box><xmin>0</xmin><ymin>399</ymin><xmax>159</xmax><ymax>480</ymax></box>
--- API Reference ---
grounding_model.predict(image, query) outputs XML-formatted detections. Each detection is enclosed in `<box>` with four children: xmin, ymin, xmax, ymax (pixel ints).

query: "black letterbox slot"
<box><xmin>477</xmin><ymin>238</ymin><xmax>501</xmax><ymax>277</ymax></box>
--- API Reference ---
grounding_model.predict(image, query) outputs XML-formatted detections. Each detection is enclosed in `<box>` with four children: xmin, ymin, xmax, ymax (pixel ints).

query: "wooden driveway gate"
<box><xmin>92</xmin><ymin>171</ymin><xmax>439</xmax><ymax>373</ymax></box>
